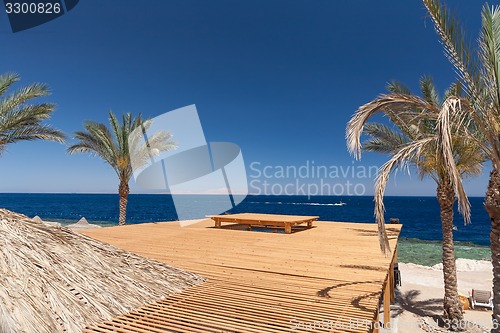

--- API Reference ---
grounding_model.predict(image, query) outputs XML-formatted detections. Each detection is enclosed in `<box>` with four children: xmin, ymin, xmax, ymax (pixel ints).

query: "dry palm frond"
<box><xmin>437</xmin><ymin>98</ymin><xmax>471</xmax><ymax>222</ymax></box>
<box><xmin>373</xmin><ymin>137</ymin><xmax>435</xmax><ymax>255</ymax></box>
<box><xmin>346</xmin><ymin>93</ymin><xmax>432</xmax><ymax>159</ymax></box>
<box><xmin>0</xmin><ymin>209</ymin><xmax>204</xmax><ymax>333</ymax></box>
<box><xmin>347</xmin><ymin>76</ymin><xmax>485</xmax><ymax>255</ymax></box>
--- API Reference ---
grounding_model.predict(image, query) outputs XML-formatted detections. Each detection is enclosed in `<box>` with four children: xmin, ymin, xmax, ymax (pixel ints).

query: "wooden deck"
<box><xmin>81</xmin><ymin>218</ymin><xmax>401</xmax><ymax>333</ymax></box>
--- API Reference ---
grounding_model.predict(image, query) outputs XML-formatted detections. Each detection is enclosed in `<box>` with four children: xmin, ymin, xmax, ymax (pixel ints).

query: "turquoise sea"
<box><xmin>0</xmin><ymin>194</ymin><xmax>491</xmax><ymax>266</ymax></box>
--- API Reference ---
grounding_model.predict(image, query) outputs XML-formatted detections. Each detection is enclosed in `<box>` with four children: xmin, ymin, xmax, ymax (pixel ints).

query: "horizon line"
<box><xmin>0</xmin><ymin>192</ymin><xmax>487</xmax><ymax>198</ymax></box>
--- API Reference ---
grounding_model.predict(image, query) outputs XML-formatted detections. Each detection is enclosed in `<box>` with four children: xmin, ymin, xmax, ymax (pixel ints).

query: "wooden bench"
<box><xmin>210</xmin><ymin>213</ymin><xmax>319</xmax><ymax>234</ymax></box>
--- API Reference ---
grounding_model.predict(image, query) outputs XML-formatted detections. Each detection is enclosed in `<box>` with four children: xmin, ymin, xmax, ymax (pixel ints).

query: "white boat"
<box><xmin>333</xmin><ymin>201</ymin><xmax>346</xmax><ymax>206</ymax></box>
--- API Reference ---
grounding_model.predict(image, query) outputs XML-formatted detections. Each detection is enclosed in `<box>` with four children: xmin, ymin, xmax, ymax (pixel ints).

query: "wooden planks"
<box><xmin>81</xmin><ymin>218</ymin><xmax>401</xmax><ymax>333</ymax></box>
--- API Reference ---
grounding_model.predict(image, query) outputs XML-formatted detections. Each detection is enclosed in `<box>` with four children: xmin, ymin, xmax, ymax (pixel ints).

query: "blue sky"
<box><xmin>0</xmin><ymin>0</ymin><xmax>490</xmax><ymax>196</ymax></box>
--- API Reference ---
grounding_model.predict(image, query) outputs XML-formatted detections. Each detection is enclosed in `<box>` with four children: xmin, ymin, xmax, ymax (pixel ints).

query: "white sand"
<box><xmin>431</xmin><ymin>259</ymin><xmax>493</xmax><ymax>273</ymax></box>
<box><xmin>386</xmin><ymin>259</ymin><xmax>493</xmax><ymax>332</ymax></box>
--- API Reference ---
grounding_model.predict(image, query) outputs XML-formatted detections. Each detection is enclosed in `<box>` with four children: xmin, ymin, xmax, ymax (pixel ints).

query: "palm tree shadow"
<box><xmin>346</xmin><ymin>228</ymin><xmax>400</xmax><ymax>241</ymax></box>
<box><xmin>317</xmin><ymin>283</ymin><xmax>448</xmax><ymax>327</ymax></box>
<box><xmin>394</xmin><ymin>288</ymin><xmax>444</xmax><ymax>324</ymax></box>
<box><xmin>317</xmin><ymin>280</ymin><xmax>384</xmax><ymax>313</ymax></box>
<box><xmin>317</xmin><ymin>279</ymin><xmax>382</xmax><ymax>299</ymax></box>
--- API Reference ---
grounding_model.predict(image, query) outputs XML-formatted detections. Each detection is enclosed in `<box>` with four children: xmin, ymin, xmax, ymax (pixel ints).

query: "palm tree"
<box><xmin>346</xmin><ymin>77</ymin><xmax>483</xmax><ymax>325</ymax></box>
<box><xmin>68</xmin><ymin>112</ymin><xmax>176</xmax><ymax>225</ymax></box>
<box><xmin>0</xmin><ymin>73</ymin><xmax>65</xmax><ymax>151</ymax></box>
<box><xmin>422</xmin><ymin>1</ymin><xmax>500</xmax><ymax>329</ymax></box>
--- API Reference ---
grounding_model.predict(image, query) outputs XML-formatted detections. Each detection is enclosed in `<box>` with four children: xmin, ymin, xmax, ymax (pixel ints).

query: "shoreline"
<box><xmin>397</xmin><ymin>238</ymin><xmax>491</xmax><ymax>267</ymax></box>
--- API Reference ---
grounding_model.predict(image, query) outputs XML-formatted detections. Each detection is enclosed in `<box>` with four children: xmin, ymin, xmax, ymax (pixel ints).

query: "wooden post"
<box><xmin>384</xmin><ymin>276</ymin><xmax>391</xmax><ymax>328</ymax></box>
<box><xmin>373</xmin><ymin>310</ymin><xmax>379</xmax><ymax>333</ymax></box>
<box><xmin>390</xmin><ymin>260</ymin><xmax>395</xmax><ymax>302</ymax></box>
<box><xmin>390</xmin><ymin>245</ymin><xmax>398</xmax><ymax>302</ymax></box>
<box><xmin>284</xmin><ymin>223</ymin><xmax>292</xmax><ymax>234</ymax></box>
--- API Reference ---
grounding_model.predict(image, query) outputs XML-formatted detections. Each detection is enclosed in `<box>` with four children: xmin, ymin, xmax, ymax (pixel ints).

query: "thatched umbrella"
<box><xmin>0</xmin><ymin>208</ymin><xmax>204</xmax><ymax>333</ymax></box>
<box><xmin>67</xmin><ymin>217</ymin><xmax>100</xmax><ymax>230</ymax></box>
<box><xmin>32</xmin><ymin>215</ymin><xmax>61</xmax><ymax>227</ymax></box>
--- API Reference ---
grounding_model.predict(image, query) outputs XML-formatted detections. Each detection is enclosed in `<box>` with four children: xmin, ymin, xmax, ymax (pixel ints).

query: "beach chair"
<box><xmin>394</xmin><ymin>263</ymin><xmax>402</xmax><ymax>287</ymax></box>
<box><xmin>469</xmin><ymin>289</ymin><xmax>493</xmax><ymax>310</ymax></box>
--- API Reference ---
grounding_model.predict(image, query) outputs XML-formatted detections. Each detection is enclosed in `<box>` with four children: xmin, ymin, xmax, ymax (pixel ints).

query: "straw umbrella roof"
<box><xmin>0</xmin><ymin>208</ymin><xmax>204</xmax><ymax>333</ymax></box>
<box><xmin>32</xmin><ymin>215</ymin><xmax>61</xmax><ymax>227</ymax></box>
<box><xmin>67</xmin><ymin>217</ymin><xmax>100</xmax><ymax>230</ymax></box>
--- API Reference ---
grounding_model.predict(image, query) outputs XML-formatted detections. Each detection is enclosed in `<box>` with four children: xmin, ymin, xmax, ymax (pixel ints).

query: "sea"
<box><xmin>0</xmin><ymin>193</ymin><xmax>492</xmax><ymax>266</ymax></box>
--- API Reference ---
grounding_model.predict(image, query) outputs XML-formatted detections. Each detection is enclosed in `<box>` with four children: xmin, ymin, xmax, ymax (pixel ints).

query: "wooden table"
<box><xmin>210</xmin><ymin>213</ymin><xmax>319</xmax><ymax>234</ymax></box>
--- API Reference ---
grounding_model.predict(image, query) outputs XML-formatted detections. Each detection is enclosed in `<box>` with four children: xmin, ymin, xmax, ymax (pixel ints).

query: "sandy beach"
<box><xmin>389</xmin><ymin>259</ymin><xmax>493</xmax><ymax>332</ymax></box>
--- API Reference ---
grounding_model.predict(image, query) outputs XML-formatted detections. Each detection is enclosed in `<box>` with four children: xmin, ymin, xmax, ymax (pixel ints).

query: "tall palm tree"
<box><xmin>346</xmin><ymin>77</ymin><xmax>483</xmax><ymax>324</ymax></box>
<box><xmin>0</xmin><ymin>72</ymin><xmax>65</xmax><ymax>151</ymax></box>
<box><xmin>68</xmin><ymin>112</ymin><xmax>176</xmax><ymax>225</ymax></box>
<box><xmin>422</xmin><ymin>1</ymin><xmax>500</xmax><ymax>329</ymax></box>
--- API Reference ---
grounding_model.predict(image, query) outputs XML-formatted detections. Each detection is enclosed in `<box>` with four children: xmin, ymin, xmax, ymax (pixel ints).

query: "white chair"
<box><xmin>469</xmin><ymin>289</ymin><xmax>493</xmax><ymax>310</ymax></box>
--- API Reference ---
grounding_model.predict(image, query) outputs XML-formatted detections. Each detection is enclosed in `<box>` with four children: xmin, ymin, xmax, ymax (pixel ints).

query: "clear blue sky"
<box><xmin>0</xmin><ymin>0</ymin><xmax>490</xmax><ymax>196</ymax></box>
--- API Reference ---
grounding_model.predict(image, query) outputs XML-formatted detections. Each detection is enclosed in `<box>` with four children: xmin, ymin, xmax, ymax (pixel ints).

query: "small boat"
<box><xmin>453</xmin><ymin>225</ymin><xmax>458</xmax><ymax>231</ymax></box>
<box><xmin>333</xmin><ymin>201</ymin><xmax>346</xmax><ymax>206</ymax></box>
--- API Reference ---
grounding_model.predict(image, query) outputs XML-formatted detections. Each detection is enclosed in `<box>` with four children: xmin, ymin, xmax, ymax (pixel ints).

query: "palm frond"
<box><xmin>346</xmin><ymin>93</ymin><xmax>433</xmax><ymax>159</ymax></box>
<box><xmin>68</xmin><ymin>130</ymin><xmax>115</xmax><ymax>167</ymax></box>
<box><xmin>0</xmin><ymin>73</ymin><xmax>65</xmax><ymax>151</ymax></box>
<box><xmin>70</xmin><ymin>122</ymin><xmax>119</xmax><ymax>174</ymax></box>
<box><xmin>348</xmin><ymin>75</ymin><xmax>485</xmax><ymax>254</ymax></box>
<box><xmin>0</xmin><ymin>125</ymin><xmax>65</xmax><ymax>144</ymax></box>
<box><xmin>0</xmin><ymin>83</ymin><xmax>50</xmax><ymax>116</ymax></box>
<box><xmin>437</xmin><ymin>98</ymin><xmax>471</xmax><ymax>222</ymax></box>
<box><xmin>420</xmin><ymin>75</ymin><xmax>441</xmax><ymax>107</ymax></box>
<box><xmin>128</xmin><ymin>122</ymin><xmax>177</xmax><ymax>173</ymax></box>
<box><xmin>373</xmin><ymin>137</ymin><xmax>436</xmax><ymax>254</ymax></box>
<box><xmin>86</xmin><ymin>122</ymin><xmax>117</xmax><ymax>159</ymax></box>
<box><xmin>422</xmin><ymin>0</ymin><xmax>480</xmax><ymax>100</ymax></box>
<box><xmin>423</xmin><ymin>0</ymin><xmax>497</xmax><ymax>164</ymax></box>
<box><xmin>478</xmin><ymin>5</ymin><xmax>500</xmax><ymax>109</ymax></box>
<box><xmin>0</xmin><ymin>104</ymin><xmax>56</xmax><ymax>132</ymax></box>
<box><xmin>69</xmin><ymin>113</ymin><xmax>176</xmax><ymax>184</ymax></box>
<box><xmin>386</xmin><ymin>81</ymin><xmax>411</xmax><ymax>95</ymax></box>
<box><xmin>0</xmin><ymin>73</ymin><xmax>20</xmax><ymax>96</ymax></box>
<box><xmin>444</xmin><ymin>81</ymin><xmax>464</xmax><ymax>99</ymax></box>
<box><xmin>454</xmin><ymin>138</ymin><xmax>485</xmax><ymax>177</ymax></box>
<box><xmin>108</xmin><ymin>112</ymin><xmax>121</xmax><ymax>149</ymax></box>
<box><xmin>362</xmin><ymin>123</ymin><xmax>409</xmax><ymax>154</ymax></box>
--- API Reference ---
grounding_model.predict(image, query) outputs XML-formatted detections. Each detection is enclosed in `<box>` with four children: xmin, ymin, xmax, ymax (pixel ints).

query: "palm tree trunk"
<box><xmin>485</xmin><ymin>170</ymin><xmax>500</xmax><ymax>333</ymax></box>
<box><xmin>437</xmin><ymin>181</ymin><xmax>464</xmax><ymax>326</ymax></box>
<box><xmin>118</xmin><ymin>181</ymin><xmax>129</xmax><ymax>226</ymax></box>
